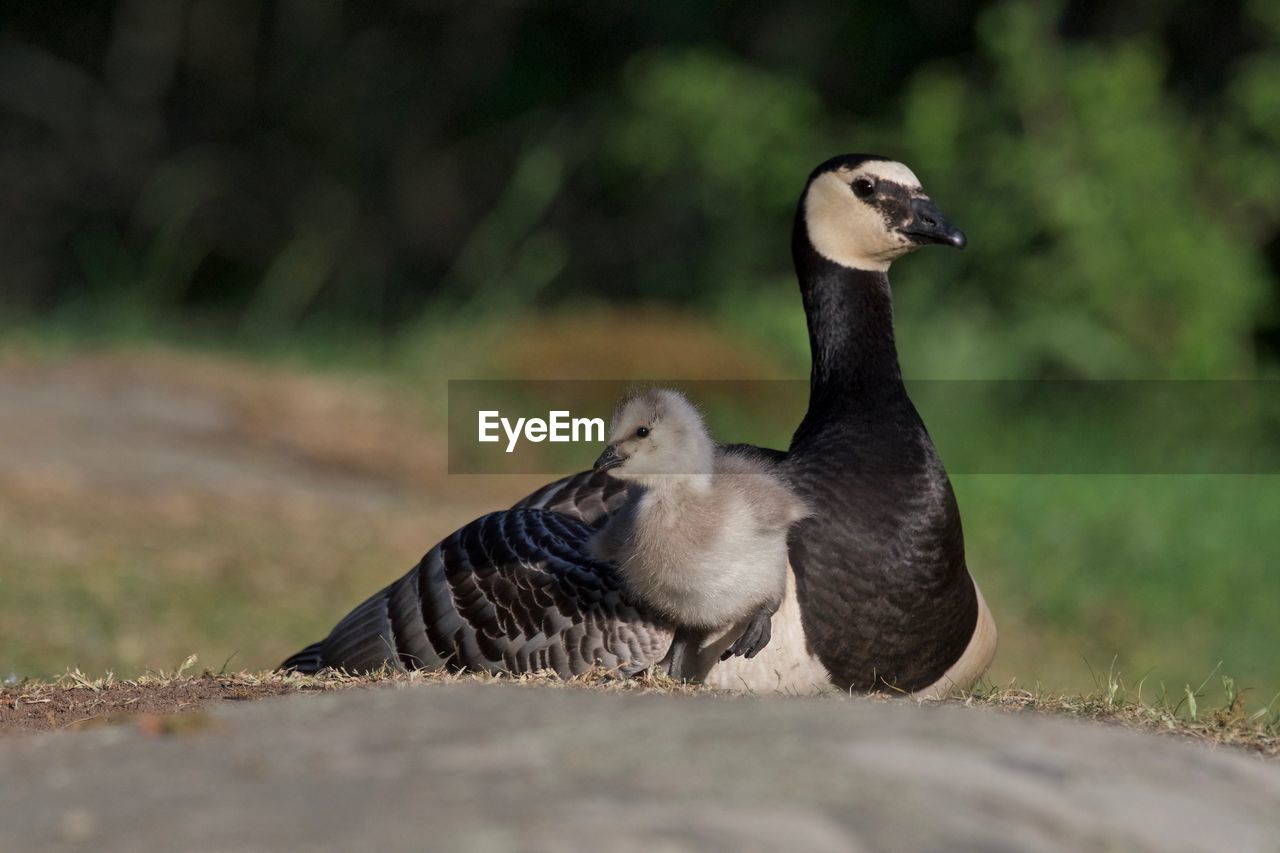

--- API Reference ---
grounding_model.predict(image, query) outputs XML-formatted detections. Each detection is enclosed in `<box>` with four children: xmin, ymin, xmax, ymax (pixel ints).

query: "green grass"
<box><xmin>958</xmin><ymin>671</ymin><xmax>1280</xmax><ymax>758</ymax></box>
<box><xmin>960</xmin><ymin>474</ymin><xmax>1280</xmax><ymax>705</ymax></box>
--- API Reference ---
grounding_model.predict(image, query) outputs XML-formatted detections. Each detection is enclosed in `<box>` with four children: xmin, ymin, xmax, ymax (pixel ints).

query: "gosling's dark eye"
<box><xmin>852</xmin><ymin>178</ymin><xmax>875</xmax><ymax>199</ymax></box>
<box><xmin>635</xmin><ymin>426</ymin><xmax>650</xmax><ymax>438</ymax></box>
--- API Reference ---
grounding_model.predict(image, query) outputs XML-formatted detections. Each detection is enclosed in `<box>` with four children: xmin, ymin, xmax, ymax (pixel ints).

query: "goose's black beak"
<box><xmin>901</xmin><ymin>197</ymin><xmax>966</xmax><ymax>249</ymax></box>
<box><xmin>594</xmin><ymin>445</ymin><xmax>624</xmax><ymax>473</ymax></box>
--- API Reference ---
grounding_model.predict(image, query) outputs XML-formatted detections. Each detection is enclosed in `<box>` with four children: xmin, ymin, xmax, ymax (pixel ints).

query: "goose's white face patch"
<box><xmin>804</xmin><ymin>160</ymin><xmax>927</xmax><ymax>272</ymax></box>
<box><xmin>858</xmin><ymin>160</ymin><xmax>922</xmax><ymax>189</ymax></box>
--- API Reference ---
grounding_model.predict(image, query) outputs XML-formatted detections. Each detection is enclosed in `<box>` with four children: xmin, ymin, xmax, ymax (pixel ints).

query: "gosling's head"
<box><xmin>593</xmin><ymin>388</ymin><xmax>714</xmax><ymax>484</ymax></box>
<box><xmin>798</xmin><ymin>155</ymin><xmax>965</xmax><ymax>272</ymax></box>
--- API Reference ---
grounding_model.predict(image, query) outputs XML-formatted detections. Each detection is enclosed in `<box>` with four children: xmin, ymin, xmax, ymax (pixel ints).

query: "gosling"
<box><xmin>589</xmin><ymin>388</ymin><xmax>809</xmax><ymax>680</ymax></box>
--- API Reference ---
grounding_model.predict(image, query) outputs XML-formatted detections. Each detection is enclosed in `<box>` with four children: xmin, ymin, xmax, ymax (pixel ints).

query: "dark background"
<box><xmin>4</xmin><ymin>0</ymin><xmax>1279</xmax><ymax>377</ymax></box>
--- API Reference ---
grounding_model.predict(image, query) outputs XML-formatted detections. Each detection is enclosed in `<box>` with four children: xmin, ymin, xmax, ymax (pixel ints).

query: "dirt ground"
<box><xmin>2</xmin><ymin>668</ymin><xmax>1275</xmax><ymax>758</ymax></box>
<box><xmin>0</xmin><ymin>667</ymin><xmax>709</xmax><ymax>734</ymax></box>
<box><xmin>0</xmin><ymin>672</ymin><xmax>311</xmax><ymax>734</ymax></box>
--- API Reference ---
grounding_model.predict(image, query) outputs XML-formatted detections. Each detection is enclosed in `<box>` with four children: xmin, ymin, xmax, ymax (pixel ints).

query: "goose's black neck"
<box><xmin>790</xmin><ymin>216</ymin><xmax>909</xmax><ymax>430</ymax></box>
<box><xmin>800</xmin><ymin>261</ymin><xmax>905</xmax><ymax>409</ymax></box>
<box><xmin>783</xmin><ymin>214</ymin><xmax>977</xmax><ymax>694</ymax></box>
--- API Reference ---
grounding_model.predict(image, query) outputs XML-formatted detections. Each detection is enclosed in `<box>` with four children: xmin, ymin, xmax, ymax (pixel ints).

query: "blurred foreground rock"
<box><xmin>0</xmin><ymin>683</ymin><xmax>1276</xmax><ymax>852</ymax></box>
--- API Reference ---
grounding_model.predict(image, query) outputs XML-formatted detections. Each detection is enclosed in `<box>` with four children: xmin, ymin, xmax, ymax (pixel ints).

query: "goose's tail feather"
<box><xmin>278</xmin><ymin>568</ymin><xmax>438</xmax><ymax>675</ymax></box>
<box><xmin>280</xmin><ymin>641</ymin><xmax>326</xmax><ymax>674</ymax></box>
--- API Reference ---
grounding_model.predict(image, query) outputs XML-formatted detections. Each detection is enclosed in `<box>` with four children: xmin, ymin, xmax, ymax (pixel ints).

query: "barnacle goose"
<box><xmin>282</xmin><ymin>155</ymin><xmax>997</xmax><ymax>696</ymax></box>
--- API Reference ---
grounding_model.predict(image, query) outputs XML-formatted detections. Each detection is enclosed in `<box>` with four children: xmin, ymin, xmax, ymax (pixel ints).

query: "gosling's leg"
<box><xmin>666</xmin><ymin>627</ymin><xmax>700</xmax><ymax>681</ymax></box>
<box><xmin>721</xmin><ymin>603</ymin><xmax>776</xmax><ymax>661</ymax></box>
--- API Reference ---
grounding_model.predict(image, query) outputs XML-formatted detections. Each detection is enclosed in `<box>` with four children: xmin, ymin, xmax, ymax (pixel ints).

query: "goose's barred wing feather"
<box><xmin>282</xmin><ymin>508</ymin><xmax>672</xmax><ymax>676</ymax></box>
<box><xmin>512</xmin><ymin>468</ymin><xmax>630</xmax><ymax>522</ymax></box>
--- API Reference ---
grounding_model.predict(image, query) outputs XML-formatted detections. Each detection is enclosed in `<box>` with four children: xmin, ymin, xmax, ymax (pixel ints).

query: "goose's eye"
<box><xmin>852</xmin><ymin>178</ymin><xmax>875</xmax><ymax>199</ymax></box>
<box><xmin>635</xmin><ymin>427</ymin><xmax>650</xmax><ymax>438</ymax></box>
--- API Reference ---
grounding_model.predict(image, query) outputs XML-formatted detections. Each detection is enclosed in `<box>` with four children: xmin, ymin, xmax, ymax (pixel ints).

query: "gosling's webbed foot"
<box><xmin>721</xmin><ymin>607</ymin><xmax>773</xmax><ymax>660</ymax></box>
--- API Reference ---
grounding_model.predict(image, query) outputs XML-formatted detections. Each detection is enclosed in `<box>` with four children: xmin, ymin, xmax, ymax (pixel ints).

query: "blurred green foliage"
<box><xmin>1</xmin><ymin>0</ymin><xmax>1277</xmax><ymax>379</ymax></box>
<box><xmin>891</xmin><ymin>0</ymin><xmax>1280</xmax><ymax>378</ymax></box>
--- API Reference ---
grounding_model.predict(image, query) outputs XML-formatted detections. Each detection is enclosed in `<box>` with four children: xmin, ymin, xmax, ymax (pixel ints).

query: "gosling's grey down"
<box><xmin>589</xmin><ymin>389</ymin><xmax>810</xmax><ymax>680</ymax></box>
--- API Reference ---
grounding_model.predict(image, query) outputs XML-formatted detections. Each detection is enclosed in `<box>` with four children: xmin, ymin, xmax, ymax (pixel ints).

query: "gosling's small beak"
<box><xmin>593</xmin><ymin>444</ymin><xmax>624</xmax><ymax>473</ymax></box>
<box><xmin>901</xmin><ymin>197</ymin><xmax>966</xmax><ymax>249</ymax></box>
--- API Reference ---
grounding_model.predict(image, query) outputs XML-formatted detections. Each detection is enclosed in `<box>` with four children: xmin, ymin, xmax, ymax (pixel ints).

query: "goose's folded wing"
<box><xmin>284</xmin><ymin>508</ymin><xmax>672</xmax><ymax>676</ymax></box>
<box><xmin>512</xmin><ymin>469</ymin><xmax>630</xmax><ymax>523</ymax></box>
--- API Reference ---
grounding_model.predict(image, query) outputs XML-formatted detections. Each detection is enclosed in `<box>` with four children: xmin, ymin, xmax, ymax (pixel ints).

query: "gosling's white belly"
<box><xmin>696</xmin><ymin>563</ymin><xmax>834</xmax><ymax>695</ymax></box>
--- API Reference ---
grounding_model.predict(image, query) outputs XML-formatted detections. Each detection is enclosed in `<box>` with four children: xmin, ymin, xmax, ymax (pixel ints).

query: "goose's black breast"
<box><xmin>782</xmin><ymin>408</ymin><xmax>977</xmax><ymax>692</ymax></box>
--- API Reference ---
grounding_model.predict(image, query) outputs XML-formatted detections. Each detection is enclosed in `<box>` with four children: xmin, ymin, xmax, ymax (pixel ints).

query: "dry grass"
<box><xmin>0</xmin><ymin>662</ymin><xmax>708</xmax><ymax>735</ymax></box>
<box><xmin>950</xmin><ymin>675</ymin><xmax>1280</xmax><ymax>759</ymax></box>
<box><xmin>4</xmin><ymin>662</ymin><xmax>1277</xmax><ymax>758</ymax></box>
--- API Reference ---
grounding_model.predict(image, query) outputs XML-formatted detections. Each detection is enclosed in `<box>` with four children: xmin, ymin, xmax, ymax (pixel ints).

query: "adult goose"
<box><xmin>282</xmin><ymin>155</ymin><xmax>998</xmax><ymax>696</ymax></box>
